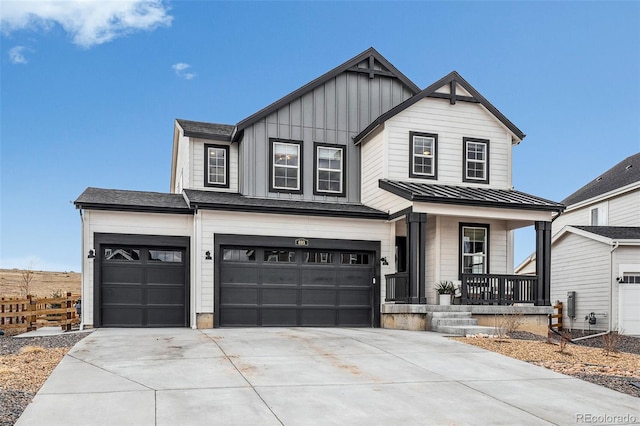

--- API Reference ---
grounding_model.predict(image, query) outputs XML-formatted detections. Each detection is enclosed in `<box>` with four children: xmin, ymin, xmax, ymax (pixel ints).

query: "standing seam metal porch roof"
<box><xmin>379</xmin><ymin>180</ymin><xmax>565</xmax><ymax>212</ymax></box>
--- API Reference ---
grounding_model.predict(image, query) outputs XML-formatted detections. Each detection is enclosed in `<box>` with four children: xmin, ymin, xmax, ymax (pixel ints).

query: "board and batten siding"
<box><xmin>81</xmin><ymin>210</ymin><xmax>193</xmax><ymax>328</ymax></box>
<box><xmin>550</xmin><ymin>233</ymin><xmax>611</xmax><ymax>331</ymax></box>
<box><xmin>384</xmin><ymin>97</ymin><xmax>514</xmax><ymax>189</ymax></box>
<box><xmin>190</xmin><ymin>138</ymin><xmax>239</xmax><ymax>193</ymax></box>
<box><xmin>197</xmin><ymin>210</ymin><xmax>393</xmax><ymax>313</ymax></box>
<box><xmin>240</xmin><ymin>72</ymin><xmax>414</xmax><ymax>203</ymax></box>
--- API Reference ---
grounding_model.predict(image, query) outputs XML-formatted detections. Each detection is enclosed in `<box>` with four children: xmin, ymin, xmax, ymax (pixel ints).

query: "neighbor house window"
<box><xmin>409</xmin><ymin>132</ymin><xmax>437</xmax><ymax>179</ymax></box>
<box><xmin>590</xmin><ymin>205</ymin><xmax>607</xmax><ymax>226</ymax></box>
<box><xmin>463</xmin><ymin>138</ymin><xmax>489</xmax><ymax>184</ymax></box>
<box><xmin>205</xmin><ymin>144</ymin><xmax>229</xmax><ymax>188</ymax></box>
<box><xmin>270</xmin><ymin>139</ymin><xmax>302</xmax><ymax>193</ymax></box>
<box><xmin>460</xmin><ymin>224</ymin><xmax>489</xmax><ymax>276</ymax></box>
<box><xmin>314</xmin><ymin>143</ymin><xmax>345</xmax><ymax>196</ymax></box>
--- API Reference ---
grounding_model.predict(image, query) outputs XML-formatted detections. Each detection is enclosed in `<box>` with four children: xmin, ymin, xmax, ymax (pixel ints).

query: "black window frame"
<box><xmin>313</xmin><ymin>142</ymin><xmax>346</xmax><ymax>197</ymax></box>
<box><xmin>204</xmin><ymin>144</ymin><xmax>230</xmax><ymax>188</ymax></box>
<box><xmin>409</xmin><ymin>131</ymin><xmax>438</xmax><ymax>180</ymax></box>
<box><xmin>458</xmin><ymin>222</ymin><xmax>490</xmax><ymax>279</ymax></box>
<box><xmin>269</xmin><ymin>138</ymin><xmax>303</xmax><ymax>194</ymax></box>
<box><xmin>462</xmin><ymin>137</ymin><xmax>490</xmax><ymax>184</ymax></box>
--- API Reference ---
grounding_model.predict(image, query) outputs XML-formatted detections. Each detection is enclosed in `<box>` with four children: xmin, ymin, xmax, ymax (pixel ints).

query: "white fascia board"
<box><xmin>553</xmin><ymin>225</ymin><xmax>640</xmax><ymax>246</ymax></box>
<box><xmin>563</xmin><ymin>182</ymin><xmax>640</xmax><ymax>212</ymax></box>
<box><xmin>411</xmin><ymin>201</ymin><xmax>553</xmax><ymax>222</ymax></box>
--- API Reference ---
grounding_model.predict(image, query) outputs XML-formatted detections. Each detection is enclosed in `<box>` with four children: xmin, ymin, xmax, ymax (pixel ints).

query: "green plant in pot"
<box><xmin>436</xmin><ymin>281</ymin><xmax>454</xmax><ymax>305</ymax></box>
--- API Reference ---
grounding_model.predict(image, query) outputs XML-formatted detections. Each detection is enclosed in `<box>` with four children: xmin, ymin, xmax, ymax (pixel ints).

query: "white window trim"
<box><xmin>465</xmin><ymin>141</ymin><xmax>487</xmax><ymax>181</ymax></box>
<box><xmin>412</xmin><ymin>135</ymin><xmax>435</xmax><ymax>177</ymax></box>
<box><xmin>316</xmin><ymin>146</ymin><xmax>343</xmax><ymax>194</ymax></box>
<box><xmin>273</xmin><ymin>142</ymin><xmax>300</xmax><ymax>191</ymax></box>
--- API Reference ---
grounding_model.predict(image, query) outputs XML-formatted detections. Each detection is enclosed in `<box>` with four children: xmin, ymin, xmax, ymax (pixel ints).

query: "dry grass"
<box><xmin>0</xmin><ymin>347</ymin><xmax>70</xmax><ymax>393</ymax></box>
<box><xmin>0</xmin><ymin>269</ymin><xmax>80</xmax><ymax>298</ymax></box>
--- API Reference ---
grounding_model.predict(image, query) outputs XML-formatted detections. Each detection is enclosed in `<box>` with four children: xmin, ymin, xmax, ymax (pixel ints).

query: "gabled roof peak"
<box><xmin>233</xmin><ymin>47</ymin><xmax>421</xmax><ymax>139</ymax></box>
<box><xmin>354</xmin><ymin>70</ymin><xmax>526</xmax><ymax>144</ymax></box>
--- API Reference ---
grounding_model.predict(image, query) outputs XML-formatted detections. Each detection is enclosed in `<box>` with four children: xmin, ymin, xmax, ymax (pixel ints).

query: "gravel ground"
<box><xmin>0</xmin><ymin>332</ymin><xmax>90</xmax><ymax>426</ymax></box>
<box><xmin>458</xmin><ymin>331</ymin><xmax>640</xmax><ymax>399</ymax></box>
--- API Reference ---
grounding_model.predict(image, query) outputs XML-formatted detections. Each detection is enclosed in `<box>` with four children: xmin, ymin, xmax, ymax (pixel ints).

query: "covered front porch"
<box><xmin>378</xmin><ymin>180</ymin><xmax>564</xmax><ymax>310</ymax></box>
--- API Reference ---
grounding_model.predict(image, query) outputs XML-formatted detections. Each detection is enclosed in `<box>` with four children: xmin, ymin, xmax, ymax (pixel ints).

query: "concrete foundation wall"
<box><xmin>474</xmin><ymin>314</ymin><xmax>549</xmax><ymax>336</ymax></box>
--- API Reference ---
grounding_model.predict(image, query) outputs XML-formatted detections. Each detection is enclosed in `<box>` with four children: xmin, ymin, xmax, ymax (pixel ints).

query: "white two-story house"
<box><xmin>75</xmin><ymin>48</ymin><xmax>564</xmax><ymax>329</ymax></box>
<box><xmin>518</xmin><ymin>153</ymin><xmax>639</xmax><ymax>335</ymax></box>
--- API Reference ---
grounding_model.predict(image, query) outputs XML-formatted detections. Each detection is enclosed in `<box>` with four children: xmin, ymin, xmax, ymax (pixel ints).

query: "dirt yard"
<box><xmin>0</xmin><ymin>269</ymin><xmax>81</xmax><ymax>298</ymax></box>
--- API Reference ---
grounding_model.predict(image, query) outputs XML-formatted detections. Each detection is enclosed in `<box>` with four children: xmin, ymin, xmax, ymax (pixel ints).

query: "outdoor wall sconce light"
<box><xmin>87</xmin><ymin>249</ymin><xmax>95</xmax><ymax>259</ymax></box>
<box><xmin>380</xmin><ymin>257</ymin><xmax>389</xmax><ymax>266</ymax></box>
<box><xmin>205</xmin><ymin>250</ymin><xmax>212</xmax><ymax>260</ymax></box>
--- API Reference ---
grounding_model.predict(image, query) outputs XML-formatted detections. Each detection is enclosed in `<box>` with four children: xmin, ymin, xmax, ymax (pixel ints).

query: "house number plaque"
<box><xmin>295</xmin><ymin>238</ymin><xmax>309</xmax><ymax>246</ymax></box>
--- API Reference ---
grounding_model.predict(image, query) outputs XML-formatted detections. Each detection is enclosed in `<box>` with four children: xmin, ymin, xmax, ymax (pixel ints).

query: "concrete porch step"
<box><xmin>432</xmin><ymin>318</ymin><xmax>478</xmax><ymax>327</ymax></box>
<box><xmin>431</xmin><ymin>311</ymin><xmax>472</xmax><ymax>318</ymax></box>
<box><xmin>433</xmin><ymin>325</ymin><xmax>500</xmax><ymax>336</ymax></box>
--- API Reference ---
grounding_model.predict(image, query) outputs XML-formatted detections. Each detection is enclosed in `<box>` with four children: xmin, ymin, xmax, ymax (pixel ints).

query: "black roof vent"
<box><xmin>626</xmin><ymin>164</ymin><xmax>633</xmax><ymax>170</ymax></box>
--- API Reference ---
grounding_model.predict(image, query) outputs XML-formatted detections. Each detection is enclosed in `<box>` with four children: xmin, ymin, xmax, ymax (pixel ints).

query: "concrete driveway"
<box><xmin>17</xmin><ymin>328</ymin><xmax>639</xmax><ymax>426</ymax></box>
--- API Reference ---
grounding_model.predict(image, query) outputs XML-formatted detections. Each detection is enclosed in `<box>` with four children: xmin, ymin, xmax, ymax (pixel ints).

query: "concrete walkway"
<box><xmin>16</xmin><ymin>328</ymin><xmax>640</xmax><ymax>425</ymax></box>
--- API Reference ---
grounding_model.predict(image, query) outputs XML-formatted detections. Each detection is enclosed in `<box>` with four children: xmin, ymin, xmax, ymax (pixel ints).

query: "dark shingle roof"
<box><xmin>75</xmin><ymin>187</ymin><xmax>190</xmax><ymax>213</ymax></box>
<box><xmin>183</xmin><ymin>189</ymin><xmax>388</xmax><ymax>219</ymax></box>
<box><xmin>379</xmin><ymin>180</ymin><xmax>564</xmax><ymax>212</ymax></box>
<box><xmin>572</xmin><ymin>226</ymin><xmax>640</xmax><ymax>240</ymax></box>
<box><xmin>354</xmin><ymin>71</ymin><xmax>525</xmax><ymax>144</ymax></box>
<box><xmin>176</xmin><ymin>119</ymin><xmax>235</xmax><ymax>141</ymax></box>
<box><xmin>562</xmin><ymin>152</ymin><xmax>640</xmax><ymax>206</ymax></box>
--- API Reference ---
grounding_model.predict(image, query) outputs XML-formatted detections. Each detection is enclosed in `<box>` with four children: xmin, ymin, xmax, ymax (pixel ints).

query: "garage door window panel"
<box><xmin>341</xmin><ymin>253</ymin><xmax>370</xmax><ymax>265</ymax></box>
<box><xmin>222</xmin><ymin>249</ymin><xmax>256</xmax><ymax>262</ymax></box>
<box><xmin>148</xmin><ymin>250</ymin><xmax>183</xmax><ymax>263</ymax></box>
<box><xmin>264</xmin><ymin>250</ymin><xmax>296</xmax><ymax>263</ymax></box>
<box><xmin>104</xmin><ymin>248</ymin><xmax>141</xmax><ymax>262</ymax></box>
<box><xmin>304</xmin><ymin>251</ymin><xmax>334</xmax><ymax>264</ymax></box>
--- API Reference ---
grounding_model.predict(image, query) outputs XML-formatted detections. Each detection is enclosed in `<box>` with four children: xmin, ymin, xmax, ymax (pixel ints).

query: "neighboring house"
<box><xmin>517</xmin><ymin>153</ymin><xmax>640</xmax><ymax>335</ymax></box>
<box><xmin>75</xmin><ymin>48</ymin><xmax>563</xmax><ymax>329</ymax></box>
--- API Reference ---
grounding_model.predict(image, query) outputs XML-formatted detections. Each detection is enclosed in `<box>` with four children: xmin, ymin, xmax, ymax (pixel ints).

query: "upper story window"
<box><xmin>590</xmin><ymin>205</ymin><xmax>607</xmax><ymax>226</ymax></box>
<box><xmin>463</xmin><ymin>138</ymin><xmax>489</xmax><ymax>184</ymax></box>
<box><xmin>314</xmin><ymin>143</ymin><xmax>345</xmax><ymax>196</ymax></box>
<box><xmin>409</xmin><ymin>132</ymin><xmax>437</xmax><ymax>179</ymax></box>
<box><xmin>205</xmin><ymin>144</ymin><xmax>229</xmax><ymax>188</ymax></box>
<box><xmin>270</xmin><ymin>139</ymin><xmax>303</xmax><ymax>193</ymax></box>
<box><xmin>460</xmin><ymin>224</ymin><xmax>490</xmax><ymax>276</ymax></box>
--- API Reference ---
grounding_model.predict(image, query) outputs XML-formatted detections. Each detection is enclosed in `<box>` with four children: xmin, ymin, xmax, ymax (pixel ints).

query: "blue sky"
<box><xmin>1</xmin><ymin>1</ymin><xmax>639</xmax><ymax>272</ymax></box>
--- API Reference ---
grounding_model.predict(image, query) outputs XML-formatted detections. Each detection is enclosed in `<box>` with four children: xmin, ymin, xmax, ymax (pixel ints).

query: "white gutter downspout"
<box><xmin>572</xmin><ymin>241</ymin><xmax>618</xmax><ymax>342</ymax></box>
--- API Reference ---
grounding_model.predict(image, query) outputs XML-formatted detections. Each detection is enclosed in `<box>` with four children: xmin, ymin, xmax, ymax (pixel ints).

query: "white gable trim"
<box><xmin>552</xmin><ymin>225</ymin><xmax>640</xmax><ymax>246</ymax></box>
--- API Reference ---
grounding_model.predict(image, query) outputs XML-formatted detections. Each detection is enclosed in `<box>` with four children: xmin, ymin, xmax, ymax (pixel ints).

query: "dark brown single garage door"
<box><xmin>100</xmin><ymin>246</ymin><xmax>188</xmax><ymax>327</ymax></box>
<box><xmin>219</xmin><ymin>247</ymin><xmax>374</xmax><ymax>327</ymax></box>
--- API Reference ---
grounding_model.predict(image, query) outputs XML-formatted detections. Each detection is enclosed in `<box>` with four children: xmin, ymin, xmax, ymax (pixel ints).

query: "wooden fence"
<box><xmin>0</xmin><ymin>292</ymin><xmax>80</xmax><ymax>332</ymax></box>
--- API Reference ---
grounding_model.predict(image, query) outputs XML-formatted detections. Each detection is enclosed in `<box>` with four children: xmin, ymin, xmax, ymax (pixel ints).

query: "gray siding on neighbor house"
<box><xmin>240</xmin><ymin>69</ymin><xmax>415</xmax><ymax>203</ymax></box>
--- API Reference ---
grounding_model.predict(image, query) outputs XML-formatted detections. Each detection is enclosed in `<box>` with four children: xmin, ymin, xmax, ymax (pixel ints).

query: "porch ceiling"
<box><xmin>379</xmin><ymin>180</ymin><xmax>565</xmax><ymax>213</ymax></box>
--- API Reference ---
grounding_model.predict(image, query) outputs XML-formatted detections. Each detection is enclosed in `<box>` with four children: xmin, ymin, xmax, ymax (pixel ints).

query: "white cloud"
<box><xmin>1</xmin><ymin>0</ymin><xmax>172</xmax><ymax>48</ymax></box>
<box><xmin>172</xmin><ymin>62</ymin><xmax>196</xmax><ymax>80</ymax></box>
<box><xmin>9</xmin><ymin>45</ymin><xmax>29</xmax><ymax>64</ymax></box>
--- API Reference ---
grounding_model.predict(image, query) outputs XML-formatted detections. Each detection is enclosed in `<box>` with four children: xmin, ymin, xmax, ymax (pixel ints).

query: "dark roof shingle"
<box><xmin>572</xmin><ymin>226</ymin><xmax>640</xmax><ymax>240</ymax></box>
<box><xmin>183</xmin><ymin>189</ymin><xmax>387</xmax><ymax>219</ymax></box>
<box><xmin>176</xmin><ymin>119</ymin><xmax>235</xmax><ymax>141</ymax></box>
<box><xmin>380</xmin><ymin>180</ymin><xmax>564</xmax><ymax>212</ymax></box>
<box><xmin>75</xmin><ymin>187</ymin><xmax>190</xmax><ymax>213</ymax></box>
<box><xmin>562</xmin><ymin>152</ymin><xmax>640</xmax><ymax>206</ymax></box>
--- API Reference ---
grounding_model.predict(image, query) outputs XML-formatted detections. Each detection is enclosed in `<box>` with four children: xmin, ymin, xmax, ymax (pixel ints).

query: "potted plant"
<box><xmin>436</xmin><ymin>281</ymin><xmax>454</xmax><ymax>305</ymax></box>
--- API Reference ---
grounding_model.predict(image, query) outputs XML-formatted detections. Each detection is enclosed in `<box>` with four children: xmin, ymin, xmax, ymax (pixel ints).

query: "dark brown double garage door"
<box><xmin>218</xmin><ymin>245</ymin><xmax>376</xmax><ymax>327</ymax></box>
<box><xmin>96</xmin><ymin>234</ymin><xmax>189</xmax><ymax>327</ymax></box>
